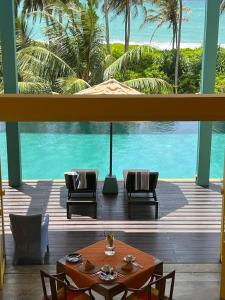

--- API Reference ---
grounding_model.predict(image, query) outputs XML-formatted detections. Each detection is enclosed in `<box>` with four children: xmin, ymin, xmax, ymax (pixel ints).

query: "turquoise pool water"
<box><xmin>0</xmin><ymin>122</ymin><xmax>224</xmax><ymax>180</ymax></box>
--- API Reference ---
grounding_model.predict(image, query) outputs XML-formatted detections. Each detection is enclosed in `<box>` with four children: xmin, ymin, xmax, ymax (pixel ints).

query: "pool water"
<box><xmin>0</xmin><ymin>121</ymin><xmax>224</xmax><ymax>180</ymax></box>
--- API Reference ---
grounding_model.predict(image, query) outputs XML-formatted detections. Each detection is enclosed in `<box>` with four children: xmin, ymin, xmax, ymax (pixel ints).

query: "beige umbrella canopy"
<box><xmin>77</xmin><ymin>79</ymin><xmax>142</xmax><ymax>95</ymax></box>
<box><xmin>76</xmin><ymin>79</ymin><xmax>142</xmax><ymax>193</ymax></box>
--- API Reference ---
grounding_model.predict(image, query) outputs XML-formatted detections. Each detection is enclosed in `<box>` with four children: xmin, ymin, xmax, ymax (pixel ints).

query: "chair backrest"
<box><xmin>84</xmin><ymin>172</ymin><xmax>97</xmax><ymax>190</ymax></box>
<box><xmin>64</xmin><ymin>173</ymin><xmax>78</xmax><ymax>192</ymax></box>
<box><xmin>131</xmin><ymin>271</ymin><xmax>175</xmax><ymax>300</ymax></box>
<box><xmin>153</xmin><ymin>271</ymin><xmax>175</xmax><ymax>300</ymax></box>
<box><xmin>40</xmin><ymin>270</ymin><xmax>92</xmax><ymax>300</ymax></box>
<box><xmin>65</xmin><ymin>172</ymin><xmax>97</xmax><ymax>192</ymax></box>
<box><xmin>40</xmin><ymin>270</ymin><xmax>68</xmax><ymax>300</ymax></box>
<box><xmin>9</xmin><ymin>214</ymin><xmax>42</xmax><ymax>250</ymax></box>
<box><xmin>126</xmin><ymin>172</ymin><xmax>159</xmax><ymax>193</ymax></box>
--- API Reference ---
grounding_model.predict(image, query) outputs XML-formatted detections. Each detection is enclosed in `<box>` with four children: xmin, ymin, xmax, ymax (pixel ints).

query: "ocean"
<box><xmin>29</xmin><ymin>0</ymin><xmax>225</xmax><ymax>48</ymax></box>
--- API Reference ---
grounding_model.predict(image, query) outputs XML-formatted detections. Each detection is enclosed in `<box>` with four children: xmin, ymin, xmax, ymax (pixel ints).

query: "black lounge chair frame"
<box><xmin>124</xmin><ymin>171</ymin><xmax>159</xmax><ymax>219</ymax></box>
<box><xmin>65</xmin><ymin>170</ymin><xmax>97</xmax><ymax>219</ymax></box>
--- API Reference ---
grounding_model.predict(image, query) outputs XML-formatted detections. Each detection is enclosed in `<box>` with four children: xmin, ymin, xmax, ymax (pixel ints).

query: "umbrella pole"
<box><xmin>110</xmin><ymin>122</ymin><xmax>113</xmax><ymax>176</ymax></box>
<box><xmin>102</xmin><ymin>122</ymin><xmax>118</xmax><ymax>194</ymax></box>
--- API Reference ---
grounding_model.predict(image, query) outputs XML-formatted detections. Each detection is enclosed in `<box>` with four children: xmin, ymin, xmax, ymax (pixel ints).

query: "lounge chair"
<box><xmin>123</xmin><ymin>169</ymin><xmax>159</xmax><ymax>219</ymax></box>
<box><xmin>64</xmin><ymin>169</ymin><xmax>98</xmax><ymax>219</ymax></box>
<box><xmin>9</xmin><ymin>214</ymin><xmax>49</xmax><ymax>265</ymax></box>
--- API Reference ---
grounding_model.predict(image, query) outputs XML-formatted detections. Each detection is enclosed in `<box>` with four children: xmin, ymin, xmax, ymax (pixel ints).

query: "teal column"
<box><xmin>196</xmin><ymin>0</ymin><xmax>221</xmax><ymax>187</ymax></box>
<box><xmin>0</xmin><ymin>0</ymin><xmax>22</xmax><ymax>187</ymax></box>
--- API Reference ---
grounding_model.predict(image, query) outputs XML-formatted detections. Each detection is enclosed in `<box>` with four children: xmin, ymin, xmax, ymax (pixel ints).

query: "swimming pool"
<box><xmin>0</xmin><ymin>121</ymin><xmax>224</xmax><ymax>180</ymax></box>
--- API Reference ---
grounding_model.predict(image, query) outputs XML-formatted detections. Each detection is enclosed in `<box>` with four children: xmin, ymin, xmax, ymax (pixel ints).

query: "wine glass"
<box><xmin>104</xmin><ymin>233</ymin><xmax>115</xmax><ymax>256</ymax></box>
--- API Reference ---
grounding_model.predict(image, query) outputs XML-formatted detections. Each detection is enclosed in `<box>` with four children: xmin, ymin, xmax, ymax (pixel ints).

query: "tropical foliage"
<box><xmin>1</xmin><ymin>0</ymin><xmax>224</xmax><ymax>95</ymax></box>
<box><xmin>16</xmin><ymin>1</ymin><xmax>105</xmax><ymax>93</ymax></box>
<box><xmin>1</xmin><ymin>0</ymin><xmax>172</xmax><ymax>95</ymax></box>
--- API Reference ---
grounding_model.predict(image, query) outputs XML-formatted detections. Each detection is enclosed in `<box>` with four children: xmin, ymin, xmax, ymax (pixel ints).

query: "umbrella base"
<box><xmin>102</xmin><ymin>175</ymin><xmax>118</xmax><ymax>195</ymax></box>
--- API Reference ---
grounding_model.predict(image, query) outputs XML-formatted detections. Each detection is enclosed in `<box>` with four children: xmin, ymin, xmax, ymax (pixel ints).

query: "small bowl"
<box><xmin>123</xmin><ymin>255</ymin><xmax>136</xmax><ymax>263</ymax></box>
<box><xmin>99</xmin><ymin>271</ymin><xmax>118</xmax><ymax>281</ymax></box>
<box><xmin>66</xmin><ymin>253</ymin><xmax>82</xmax><ymax>263</ymax></box>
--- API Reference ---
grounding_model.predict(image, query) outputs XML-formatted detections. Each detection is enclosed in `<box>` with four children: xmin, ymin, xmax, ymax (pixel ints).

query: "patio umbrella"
<box><xmin>77</xmin><ymin>79</ymin><xmax>142</xmax><ymax>194</ymax></box>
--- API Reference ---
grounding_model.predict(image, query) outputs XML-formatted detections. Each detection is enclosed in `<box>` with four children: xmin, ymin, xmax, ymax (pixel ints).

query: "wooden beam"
<box><xmin>0</xmin><ymin>94</ymin><xmax>225</xmax><ymax>121</ymax></box>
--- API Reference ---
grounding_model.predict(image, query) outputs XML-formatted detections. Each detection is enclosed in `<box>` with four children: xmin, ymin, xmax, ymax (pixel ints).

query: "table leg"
<box><xmin>104</xmin><ymin>294</ymin><xmax>113</xmax><ymax>300</ymax></box>
<box><xmin>154</xmin><ymin>260</ymin><xmax>163</xmax><ymax>276</ymax></box>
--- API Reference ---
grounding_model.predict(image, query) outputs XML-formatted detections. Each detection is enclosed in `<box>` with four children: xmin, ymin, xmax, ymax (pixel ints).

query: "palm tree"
<box><xmin>16</xmin><ymin>1</ymin><xmax>105</xmax><ymax>93</ymax></box>
<box><xmin>20</xmin><ymin>0</ymin><xmax>74</xmax><ymax>37</ymax></box>
<box><xmin>109</xmin><ymin>0</ymin><xmax>146</xmax><ymax>53</ymax></box>
<box><xmin>143</xmin><ymin>0</ymin><xmax>190</xmax><ymax>50</ymax></box>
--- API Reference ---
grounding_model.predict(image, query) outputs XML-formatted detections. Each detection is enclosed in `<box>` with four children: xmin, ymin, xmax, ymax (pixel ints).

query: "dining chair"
<box><xmin>9</xmin><ymin>213</ymin><xmax>49</xmax><ymax>265</ymax></box>
<box><xmin>124</xmin><ymin>270</ymin><xmax>175</xmax><ymax>300</ymax></box>
<box><xmin>40</xmin><ymin>270</ymin><xmax>91</xmax><ymax>300</ymax></box>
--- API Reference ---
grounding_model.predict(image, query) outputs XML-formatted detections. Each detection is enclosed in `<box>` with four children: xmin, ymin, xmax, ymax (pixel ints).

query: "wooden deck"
<box><xmin>2</xmin><ymin>180</ymin><xmax>222</xmax><ymax>264</ymax></box>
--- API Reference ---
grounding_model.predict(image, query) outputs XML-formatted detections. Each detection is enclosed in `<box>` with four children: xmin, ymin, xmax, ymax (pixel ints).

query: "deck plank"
<box><xmin>2</xmin><ymin>180</ymin><xmax>222</xmax><ymax>263</ymax></box>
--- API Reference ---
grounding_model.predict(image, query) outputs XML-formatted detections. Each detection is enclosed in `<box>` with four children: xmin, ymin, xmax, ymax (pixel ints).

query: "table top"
<box><xmin>58</xmin><ymin>240</ymin><xmax>159</xmax><ymax>289</ymax></box>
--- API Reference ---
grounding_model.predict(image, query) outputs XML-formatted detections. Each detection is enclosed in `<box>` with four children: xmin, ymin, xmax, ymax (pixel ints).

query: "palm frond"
<box><xmin>57</xmin><ymin>76</ymin><xmax>90</xmax><ymax>94</ymax></box>
<box><xmin>105</xmin><ymin>54</ymin><xmax>117</xmax><ymax>68</ymax></box>
<box><xmin>0</xmin><ymin>80</ymin><xmax>3</xmax><ymax>94</ymax></box>
<box><xmin>104</xmin><ymin>46</ymin><xmax>152</xmax><ymax>80</ymax></box>
<box><xmin>17</xmin><ymin>45</ymin><xmax>76</xmax><ymax>82</ymax></box>
<box><xmin>18</xmin><ymin>81</ymin><xmax>52</xmax><ymax>94</ymax></box>
<box><xmin>16</xmin><ymin>16</ymin><xmax>32</xmax><ymax>49</ymax></box>
<box><xmin>123</xmin><ymin>77</ymin><xmax>172</xmax><ymax>94</ymax></box>
<box><xmin>221</xmin><ymin>0</ymin><xmax>225</xmax><ymax>13</ymax></box>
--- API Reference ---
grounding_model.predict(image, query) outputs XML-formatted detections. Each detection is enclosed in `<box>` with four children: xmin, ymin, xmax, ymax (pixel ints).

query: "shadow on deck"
<box><xmin>2</xmin><ymin>180</ymin><xmax>222</xmax><ymax>264</ymax></box>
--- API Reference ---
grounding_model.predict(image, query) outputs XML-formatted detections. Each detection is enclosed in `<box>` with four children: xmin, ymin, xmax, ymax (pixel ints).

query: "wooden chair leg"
<box><xmin>153</xmin><ymin>191</ymin><xmax>157</xmax><ymax>202</ymax></box>
<box><xmin>155</xmin><ymin>202</ymin><xmax>159</xmax><ymax>219</ymax></box>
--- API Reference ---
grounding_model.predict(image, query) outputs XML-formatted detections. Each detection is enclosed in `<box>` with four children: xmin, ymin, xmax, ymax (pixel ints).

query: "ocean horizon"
<box><xmin>27</xmin><ymin>0</ymin><xmax>225</xmax><ymax>49</ymax></box>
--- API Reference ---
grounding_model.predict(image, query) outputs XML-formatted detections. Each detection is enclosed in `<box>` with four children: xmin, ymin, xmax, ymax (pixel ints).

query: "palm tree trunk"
<box><xmin>124</xmin><ymin>1</ymin><xmax>128</xmax><ymax>52</ymax></box>
<box><xmin>104</xmin><ymin>0</ymin><xmax>111</xmax><ymax>55</ymax></box>
<box><xmin>175</xmin><ymin>22</ymin><xmax>178</xmax><ymax>49</ymax></box>
<box><xmin>174</xmin><ymin>0</ymin><xmax>182</xmax><ymax>94</ymax></box>
<box><xmin>172</xmin><ymin>25</ymin><xmax>175</xmax><ymax>50</ymax></box>
<box><xmin>124</xmin><ymin>0</ymin><xmax>130</xmax><ymax>53</ymax></box>
<box><xmin>127</xmin><ymin>0</ymin><xmax>131</xmax><ymax>50</ymax></box>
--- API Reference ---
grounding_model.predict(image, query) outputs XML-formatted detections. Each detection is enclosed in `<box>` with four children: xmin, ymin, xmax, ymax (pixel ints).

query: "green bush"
<box><xmin>107</xmin><ymin>44</ymin><xmax>208</xmax><ymax>93</ymax></box>
<box><xmin>215</xmin><ymin>73</ymin><xmax>225</xmax><ymax>93</ymax></box>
